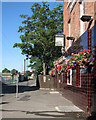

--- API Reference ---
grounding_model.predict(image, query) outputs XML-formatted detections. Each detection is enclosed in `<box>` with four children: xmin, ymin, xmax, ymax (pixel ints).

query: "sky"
<box><xmin>1</xmin><ymin>1</ymin><xmax>63</xmax><ymax>72</ymax></box>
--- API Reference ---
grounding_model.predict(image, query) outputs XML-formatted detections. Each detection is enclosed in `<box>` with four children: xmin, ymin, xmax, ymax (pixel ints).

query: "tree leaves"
<box><xmin>14</xmin><ymin>2</ymin><xmax>63</xmax><ymax>74</ymax></box>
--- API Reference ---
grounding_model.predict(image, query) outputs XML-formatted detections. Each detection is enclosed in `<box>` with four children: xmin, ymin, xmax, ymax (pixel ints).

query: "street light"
<box><xmin>80</xmin><ymin>15</ymin><xmax>93</xmax><ymax>30</ymax></box>
<box><xmin>67</xmin><ymin>36</ymin><xmax>75</xmax><ymax>42</ymax></box>
<box><xmin>80</xmin><ymin>15</ymin><xmax>93</xmax><ymax>22</ymax></box>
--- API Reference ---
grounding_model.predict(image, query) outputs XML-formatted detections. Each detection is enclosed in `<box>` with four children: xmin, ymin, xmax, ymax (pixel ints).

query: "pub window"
<box><xmin>72</xmin><ymin>69</ymin><xmax>76</xmax><ymax>86</ymax></box>
<box><xmin>67</xmin><ymin>69</ymin><xmax>72</xmax><ymax>85</ymax></box>
<box><xmin>62</xmin><ymin>73</ymin><xmax>64</xmax><ymax>83</ymax></box>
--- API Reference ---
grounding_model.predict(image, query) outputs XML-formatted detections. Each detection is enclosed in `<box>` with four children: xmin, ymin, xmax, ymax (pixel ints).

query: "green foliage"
<box><xmin>25</xmin><ymin>70</ymin><xmax>31</xmax><ymax>76</ymax></box>
<box><xmin>28</xmin><ymin>57</ymin><xmax>43</xmax><ymax>75</ymax></box>
<box><xmin>11</xmin><ymin>69</ymin><xmax>18</xmax><ymax>75</ymax></box>
<box><xmin>2</xmin><ymin>68</ymin><xmax>10</xmax><ymax>73</ymax></box>
<box><xmin>13</xmin><ymin>2</ymin><xmax>63</xmax><ymax>74</ymax></box>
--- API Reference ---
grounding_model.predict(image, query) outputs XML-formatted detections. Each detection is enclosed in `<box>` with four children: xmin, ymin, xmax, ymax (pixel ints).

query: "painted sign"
<box><xmin>55</xmin><ymin>35</ymin><xmax>65</xmax><ymax>46</ymax></box>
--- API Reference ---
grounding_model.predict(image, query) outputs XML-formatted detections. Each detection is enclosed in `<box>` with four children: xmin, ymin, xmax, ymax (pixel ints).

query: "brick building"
<box><xmin>63</xmin><ymin>1</ymin><xmax>96</xmax><ymax>50</ymax></box>
<box><xmin>39</xmin><ymin>0</ymin><xmax>96</xmax><ymax>115</ymax></box>
<box><xmin>60</xmin><ymin>0</ymin><xmax>96</xmax><ymax>114</ymax></box>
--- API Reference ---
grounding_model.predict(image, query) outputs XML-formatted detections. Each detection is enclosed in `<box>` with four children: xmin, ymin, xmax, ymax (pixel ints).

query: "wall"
<box><xmin>63</xmin><ymin>1</ymin><xmax>95</xmax><ymax>51</ymax></box>
<box><xmin>63</xmin><ymin>2</ymin><xmax>69</xmax><ymax>49</ymax></box>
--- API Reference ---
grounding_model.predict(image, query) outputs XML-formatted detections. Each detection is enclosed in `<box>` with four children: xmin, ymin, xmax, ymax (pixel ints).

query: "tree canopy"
<box><xmin>2</xmin><ymin>68</ymin><xmax>10</xmax><ymax>73</ymax></box>
<box><xmin>25</xmin><ymin>70</ymin><xmax>32</xmax><ymax>76</ymax></box>
<box><xmin>11</xmin><ymin>69</ymin><xmax>18</xmax><ymax>75</ymax></box>
<box><xmin>13</xmin><ymin>2</ymin><xmax>63</xmax><ymax>75</ymax></box>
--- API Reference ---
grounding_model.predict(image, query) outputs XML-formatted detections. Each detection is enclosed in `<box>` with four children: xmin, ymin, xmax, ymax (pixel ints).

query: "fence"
<box><xmin>0</xmin><ymin>76</ymin><xmax>18</xmax><ymax>84</ymax></box>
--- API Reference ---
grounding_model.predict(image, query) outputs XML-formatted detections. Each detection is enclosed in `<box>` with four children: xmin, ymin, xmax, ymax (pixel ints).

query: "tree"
<box><xmin>2</xmin><ymin>68</ymin><xmax>10</xmax><ymax>73</ymax></box>
<box><xmin>13</xmin><ymin>2</ymin><xmax>63</xmax><ymax>75</ymax></box>
<box><xmin>28</xmin><ymin>57</ymin><xmax>43</xmax><ymax>75</ymax></box>
<box><xmin>11</xmin><ymin>69</ymin><xmax>18</xmax><ymax>75</ymax></box>
<box><xmin>25</xmin><ymin>70</ymin><xmax>31</xmax><ymax>76</ymax></box>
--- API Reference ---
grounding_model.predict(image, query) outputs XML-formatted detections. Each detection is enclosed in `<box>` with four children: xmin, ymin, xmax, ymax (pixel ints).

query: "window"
<box><xmin>67</xmin><ymin>69</ymin><xmax>72</xmax><ymax>85</ymax></box>
<box><xmin>67</xmin><ymin>23</ymin><xmax>71</xmax><ymax>50</ymax></box>
<box><xmin>62</xmin><ymin>73</ymin><xmax>64</xmax><ymax>83</ymax></box>
<box><xmin>80</xmin><ymin>0</ymin><xmax>85</xmax><ymax>35</ymax></box>
<box><xmin>67</xmin><ymin>0</ymin><xmax>72</xmax><ymax>8</ymax></box>
<box><xmin>72</xmin><ymin>69</ymin><xmax>76</xmax><ymax>85</ymax></box>
<box><xmin>69</xmin><ymin>23</ymin><xmax>71</xmax><ymax>48</ymax></box>
<box><xmin>70</xmin><ymin>0</ymin><xmax>77</xmax><ymax>13</ymax></box>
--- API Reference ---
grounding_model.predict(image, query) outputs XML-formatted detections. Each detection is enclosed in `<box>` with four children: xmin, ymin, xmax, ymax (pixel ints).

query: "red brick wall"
<box><xmin>71</xmin><ymin>2</ymin><xmax>80</xmax><ymax>39</ymax></box>
<box><xmin>94</xmin><ymin>1</ymin><xmax>96</xmax><ymax>22</ymax></box>
<box><xmin>85</xmin><ymin>2</ymin><xmax>95</xmax><ymax>30</ymax></box>
<box><xmin>59</xmin><ymin>72</ymin><xmax>91</xmax><ymax>112</ymax></box>
<box><xmin>63</xmin><ymin>2</ymin><xmax>81</xmax><ymax>50</ymax></box>
<box><xmin>63</xmin><ymin>2</ymin><xmax>95</xmax><ymax>50</ymax></box>
<box><xmin>62</xmin><ymin>1</ymin><xmax>96</xmax><ymax>113</ymax></box>
<box><xmin>63</xmin><ymin>2</ymin><xmax>70</xmax><ymax>49</ymax></box>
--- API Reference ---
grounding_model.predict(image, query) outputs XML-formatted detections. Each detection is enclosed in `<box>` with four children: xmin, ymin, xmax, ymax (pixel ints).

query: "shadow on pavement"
<box><xmin>26</xmin><ymin>111</ymin><xmax>86</xmax><ymax>119</ymax></box>
<box><xmin>1</xmin><ymin>109</ymin><xmax>87</xmax><ymax>119</ymax></box>
<box><xmin>0</xmin><ymin>102</ymin><xmax>9</xmax><ymax>105</ymax></box>
<box><xmin>2</xmin><ymin>82</ymin><xmax>39</xmax><ymax>94</ymax></box>
<box><xmin>86</xmin><ymin>116</ymin><xmax>96</xmax><ymax>120</ymax></box>
<box><xmin>0</xmin><ymin>95</ymin><xmax>4</xmax><ymax>97</ymax></box>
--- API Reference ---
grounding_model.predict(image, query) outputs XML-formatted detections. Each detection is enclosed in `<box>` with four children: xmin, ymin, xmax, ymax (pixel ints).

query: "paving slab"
<box><xmin>55</xmin><ymin>106</ymin><xmax>83</xmax><ymax>112</ymax></box>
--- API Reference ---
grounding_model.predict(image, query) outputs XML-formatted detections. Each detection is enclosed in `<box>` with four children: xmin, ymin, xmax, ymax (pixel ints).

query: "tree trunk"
<box><xmin>43</xmin><ymin>62</ymin><xmax>46</xmax><ymax>75</ymax></box>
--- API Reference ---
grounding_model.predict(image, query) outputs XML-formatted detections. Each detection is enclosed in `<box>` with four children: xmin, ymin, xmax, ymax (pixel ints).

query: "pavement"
<box><xmin>0</xmin><ymin>80</ymin><xmax>89</xmax><ymax>119</ymax></box>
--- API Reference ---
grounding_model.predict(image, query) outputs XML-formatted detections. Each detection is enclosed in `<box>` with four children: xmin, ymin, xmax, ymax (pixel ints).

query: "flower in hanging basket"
<box><xmin>71</xmin><ymin>65</ymin><xmax>74</xmax><ymax>68</ymax></box>
<box><xmin>79</xmin><ymin>52</ymin><xmax>82</xmax><ymax>54</ymax></box>
<box><xmin>87</xmin><ymin>49</ymin><xmax>90</xmax><ymax>52</ymax></box>
<box><xmin>57</xmin><ymin>65</ymin><xmax>61</xmax><ymax>70</ymax></box>
<box><xmin>61</xmin><ymin>63</ymin><xmax>68</xmax><ymax>72</ymax></box>
<box><xmin>57</xmin><ymin>65</ymin><xmax>62</xmax><ymax>74</ymax></box>
<box><xmin>49</xmin><ymin>69</ymin><xmax>56</xmax><ymax>77</ymax></box>
<box><xmin>54</xmin><ymin>68</ymin><xmax>57</xmax><ymax>73</ymax></box>
<box><xmin>82</xmin><ymin>49</ymin><xmax>86</xmax><ymax>53</ymax></box>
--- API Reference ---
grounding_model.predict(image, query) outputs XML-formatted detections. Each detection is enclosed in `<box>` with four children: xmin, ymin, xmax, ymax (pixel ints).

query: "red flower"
<box><xmin>68</xmin><ymin>66</ymin><xmax>70</xmax><ymax>68</ymax></box>
<box><xmin>85</xmin><ymin>61</ymin><xmax>88</xmax><ymax>63</ymax></box>
<box><xmin>87</xmin><ymin>49</ymin><xmax>90</xmax><ymax>52</ymax></box>
<box><xmin>79</xmin><ymin>52</ymin><xmax>82</xmax><ymax>54</ymax></box>
<box><xmin>57</xmin><ymin>65</ymin><xmax>61</xmax><ymax>70</ymax></box>
<box><xmin>55</xmin><ymin>69</ymin><xmax>57</xmax><ymax>73</ymax></box>
<box><xmin>71</xmin><ymin>65</ymin><xmax>73</xmax><ymax>68</ymax></box>
<box><xmin>82</xmin><ymin>49</ymin><xmax>86</xmax><ymax>53</ymax></box>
